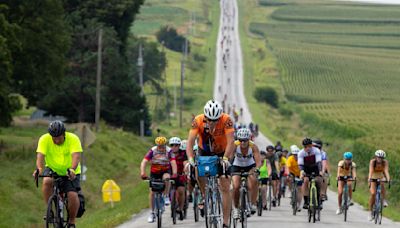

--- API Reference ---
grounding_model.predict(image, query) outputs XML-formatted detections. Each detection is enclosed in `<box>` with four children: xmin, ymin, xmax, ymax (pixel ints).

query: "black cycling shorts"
<box><xmin>43</xmin><ymin>168</ymin><xmax>80</xmax><ymax>193</ymax></box>
<box><xmin>231</xmin><ymin>164</ymin><xmax>256</xmax><ymax>175</ymax></box>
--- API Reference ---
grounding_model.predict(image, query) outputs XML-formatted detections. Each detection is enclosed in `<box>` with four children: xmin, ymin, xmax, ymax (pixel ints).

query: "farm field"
<box><xmin>240</xmin><ymin>0</ymin><xmax>400</xmax><ymax>217</ymax></box>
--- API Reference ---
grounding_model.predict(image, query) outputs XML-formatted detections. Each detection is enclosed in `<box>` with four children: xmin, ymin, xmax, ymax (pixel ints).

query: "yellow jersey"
<box><xmin>338</xmin><ymin>160</ymin><xmax>356</xmax><ymax>177</ymax></box>
<box><xmin>286</xmin><ymin>155</ymin><xmax>300</xmax><ymax>177</ymax></box>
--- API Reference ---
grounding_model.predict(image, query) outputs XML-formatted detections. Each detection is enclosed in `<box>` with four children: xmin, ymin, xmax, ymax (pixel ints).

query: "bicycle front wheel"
<box><xmin>205</xmin><ymin>188</ymin><xmax>213</xmax><ymax>228</ymax></box>
<box><xmin>240</xmin><ymin>189</ymin><xmax>247</xmax><ymax>228</ymax></box>
<box><xmin>46</xmin><ymin>195</ymin><xmax>62</xmax><ymax>228</ymax></box>
<box><xmin>343</xmin><ymin>187</ymin><xmax>348</xmax><ymax>222</ymax></box>
<box><xmin>257</xmin><ymin>187</ymin><xmax>262</xmax><ymax>216</ymax></box>
<box><xmin>193</xmin><ymin>186</ymin><xmax>200</xmax><ymax>222</ymax></box>
<box><xmin>292</xmin><ymin>187</ymin><xmax>297</xmax><ymax>216</ymax></box>
<box><xmin>171</xmin><ymin>190</ymin><xmax>177</xmax><ymax>224</ymax></box>
<box><xmin>268</xmin><ymin>183</ymin><xmax>272</xmax><ymax>211</ymax></box>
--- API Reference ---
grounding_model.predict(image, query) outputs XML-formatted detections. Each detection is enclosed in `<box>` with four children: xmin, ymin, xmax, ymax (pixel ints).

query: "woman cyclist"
<box><xmin>336</xmin><ymin>152</ymin><xmax>357</xmax><ymax>215</ymax></box>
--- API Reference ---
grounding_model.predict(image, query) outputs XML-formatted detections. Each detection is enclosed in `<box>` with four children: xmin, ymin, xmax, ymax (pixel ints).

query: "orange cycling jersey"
<box><xmin>190</xmin><ymin>113</ymin><xmax>234</xmax><ymax>154</ymax></box>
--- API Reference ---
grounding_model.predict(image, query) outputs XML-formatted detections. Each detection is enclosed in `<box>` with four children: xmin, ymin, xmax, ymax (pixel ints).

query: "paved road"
<box><xmin>118</xmin><ymin>0</ymin><xmax>399</xmax><ymax>227</ymax></box>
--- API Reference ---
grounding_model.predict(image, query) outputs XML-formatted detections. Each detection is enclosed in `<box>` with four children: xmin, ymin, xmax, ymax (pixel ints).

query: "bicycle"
<box><xmin>370</xmin><ymin>179</ymin><xmax>390</xmax><ymax>225</ymax></box>
<box><xmin>188</xmin><ymin>165</ymin><xmax>201</xmax><ymax>222</ymax></box>
<box><xmin>257</xmin><ymin>179</ymin><xmax>264</xmax><ymax>216</ymax></box>
<box><xmin>35</xmin><ymin>169</ymin><xmax>71</xmax><ymax>228</ymax></box>
<box><xmin>267</xmin><ymin>177</ymin><xmax>272</xmax><ymax>211</ymax></box>
<box><xmin>232</xmin><ymin>171</ymin><xmax>252</xmax><ymax>228</ymax></box>
<box><xmin>306</xmin><ymin>173</ymin><xmax>321</xmax><ymax>223</ymax></box>
<box><xmin>145</xmin><ymin>177</ymin><xmax>173</xmax><ymax>228</ymax></box>
<box><xmin>337</xmin><ymin>176</ymin><xmax>356</xmax><ymax>222</ymax></box>
<box><xmin>290</xmin><ymin>174</ymin><xmax>302</xmax><ymax>216</ymax></box>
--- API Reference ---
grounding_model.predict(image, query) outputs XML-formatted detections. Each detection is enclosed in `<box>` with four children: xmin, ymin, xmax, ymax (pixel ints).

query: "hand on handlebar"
<box><xmin>141</xmin><ymin>173</ymin><xmax>148</xmax><ymax>180</ymax></box>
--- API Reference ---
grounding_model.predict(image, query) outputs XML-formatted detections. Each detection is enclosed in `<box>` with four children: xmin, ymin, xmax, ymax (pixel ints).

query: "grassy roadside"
<box><xmin>238</xmin><ymin>0</ymin><xmax>400</xmax><ymax>220</ymax></box>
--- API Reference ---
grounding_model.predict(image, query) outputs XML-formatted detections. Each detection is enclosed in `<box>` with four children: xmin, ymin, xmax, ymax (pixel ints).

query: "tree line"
<box><xmin>0</xmin><ymin>0</ymin><xmax>170</xmax><ymax>133</ymax></box>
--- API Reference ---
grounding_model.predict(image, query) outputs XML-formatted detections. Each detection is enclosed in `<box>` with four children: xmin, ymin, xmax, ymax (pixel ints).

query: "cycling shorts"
<box><xmin>231</xmin><ymin>164</ymin><xmax>256</xmax><ymax>175</ymax></box>
<box><xmin>43</xmin><ymin>167</ymin><xmax>81</xmax><ymax>193</ymax></box>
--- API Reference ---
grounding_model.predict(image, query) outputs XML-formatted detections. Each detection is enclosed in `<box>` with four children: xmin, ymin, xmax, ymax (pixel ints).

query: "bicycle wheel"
<box><xmin>171</xmin><ymin>190</ymin><xmax>177</xmax><ymax>224</ymax></box>
<box><xmin>343</xmin><ymin>185</ymin><xmax>348</xmax><ymax>222</ymax></box>
<box><xmin>193</xmin><ymin>186</ymin><xmax>199</xmax><ymax>222</ymax></box>
<box><xmin>240</xmin><ymin>188</ymin><xmax>247</xmax><ymax>228</ymax></box>
<box><xmin>374</xmin><ymin>193</ymin><xmax>380</xmax><ymax>224</ymax></box>
<box><xmin>46</xmin><ymin>195</ymin><xmax>61</xmax><ymax>228</ymax></box>
<box><xmin>311</xmin><ymin>188</ymin><xmax>317</xmax><ymax>223</ymax></box>
<box><xmin>215</xmin><ymin>189</ymin><xmax>223</xmax><ymax>228</ymax></box>
<box><xmin>257</xmin><ymin>187</ymin><xmax>262</xmax><ymax>216</ymax></box>
<box><xmin>205</xmin><ymin>188</ymin><xmax>212</xmax><ymax>228</ymax></box>
<box><xmin>292</xmin><ymin>186</ymin><xmax>297</xmax><ymax>216</ymax></box>
<box><xmin>268</xmin><ymin>183</ymin><xmax>272</xmax><ymax>211</ymax></box>
<box><xmin>61</xmin><ymin>198</ymin><xmax>69</xmax><ymax>227</ymax></box>
<box><xmin>378</xmin><ymin>196</ymin><xmax>383</xmax><ymax>224</ymax></box>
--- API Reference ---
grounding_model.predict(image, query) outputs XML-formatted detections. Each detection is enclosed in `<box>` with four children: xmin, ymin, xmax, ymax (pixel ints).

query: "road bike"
<box><xmin>370</xmin><ymin>179</ymin><xmax>390</xmax><ymax>225</ymax></box>
<box><xmin>170</xmin><ymin>175</ymin><xmax>189</xmax><ymax>224</ymax></box>
<box><xmin>257</xmin><ymin>179</ymin><xmax>263</xmax><ymax>216</ymax></box>
<box><xmin>307</xmin><ymin>173</ymin><xmax>321</xmax><ymax>223</ymax></box>
<box><xmin>232</xmin><ymin>172</ymin><xmax>252</xmax><ymax>228</ymax></box>
<box><xmin>337</xmin><ymin>176</ymin><xmax>356</xmax><ymax>222</ymax></box>
<box><xmin>289</xmin><ymin>174</ymin><xmax>302</xmax><ymax>216</ymax></box>
<box><xmin>35</xmin><ymin>169</ymin><xmax>71</xmax><ymax>228</ymax></box>
<box><xmin>189</xmin><ymin>165</ymin><xmax>201</xmax><ymax>222</ymax></box>
<box><xmin>145</xmin><ymin>178</ymin><xmax>173</xmax><ymax>228</ymax></box>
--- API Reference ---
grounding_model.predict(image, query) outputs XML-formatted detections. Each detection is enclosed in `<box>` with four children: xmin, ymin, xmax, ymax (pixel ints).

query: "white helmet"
<box><xmin>180</xmin><ymin>140</ymin><xmax>187</xmax><ymax>150</ymax></box>
<box><xmin>204</xmin><ymin>100</ymin><xmax>223</xmax><ymax>120</ymax></box>
<box><xmin>375</xmin><ymin>149</ymin><xmax>386</xmax><ymax>158</ymax></box>
<box><xmin>290</xmin><ymin>145</ymin><xmax>300</xmax><ymax>155</ymax></box>
<box><xmin>169</xmin><ymin>137</ymin><xmax>181</xmax><ymax>145</ymax></box>
<box><xmin>237</xmin><ymin>128</ymin><xmax>251</xmax><ymax>140</ymax></box>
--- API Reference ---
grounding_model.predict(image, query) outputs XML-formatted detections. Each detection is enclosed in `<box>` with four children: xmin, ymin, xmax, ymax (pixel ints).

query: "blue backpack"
<box><xmin>197</xmin><ymin>156</ymin><xmax>219</xmax><ymax>177</ymax></box>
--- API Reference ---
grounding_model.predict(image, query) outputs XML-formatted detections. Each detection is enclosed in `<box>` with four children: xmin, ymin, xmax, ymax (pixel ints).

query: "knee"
<box><xmin>220</xmin><ymin>182</ymin><xmax>230</xmax><ymax>193</ymax></box>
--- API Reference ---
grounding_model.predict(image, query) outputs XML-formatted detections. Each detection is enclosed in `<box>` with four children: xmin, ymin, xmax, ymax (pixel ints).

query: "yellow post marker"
<box><xmin>102</xmin><ymin>180</ymin><xmax>121</xmax><ymax>207</ymax></box>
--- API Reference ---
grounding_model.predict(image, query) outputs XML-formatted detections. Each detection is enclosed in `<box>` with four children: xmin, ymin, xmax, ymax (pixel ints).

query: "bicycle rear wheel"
<box><xmin>46</xmin><ymin>195</ymin><xmax>62</xmax><ymax>228</ymax></box>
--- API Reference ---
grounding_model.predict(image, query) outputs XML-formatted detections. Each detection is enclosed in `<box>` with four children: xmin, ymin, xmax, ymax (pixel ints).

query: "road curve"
<box><xmin>118</xmin><ymin>0</ymin><xmax>399</xmax><ymax>227</ymax></box>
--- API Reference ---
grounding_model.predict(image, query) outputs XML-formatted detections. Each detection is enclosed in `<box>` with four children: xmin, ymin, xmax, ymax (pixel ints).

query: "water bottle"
<box><xmin>59</xmin><ymin>199</ymin><xmax>64</xmax><ymax>219</ymax></box>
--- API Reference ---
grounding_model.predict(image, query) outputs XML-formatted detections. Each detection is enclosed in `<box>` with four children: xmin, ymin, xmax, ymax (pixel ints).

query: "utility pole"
<box><xmin>174</xmin><ymin>69</ymin><xmax>177</xmax><ymax>118</ymax></box>
<box><xmin>161</xmin><ymin>41</ymin><xmax>170</xmax><ymax>125</ymax></box>
<box><xmin>180</xmin><ymin>39</ymin><xmax>188</xmax><ymax>128</ymax></box>
<box><xmin>137</xmin><ymin>44</ymin><xmax>144</xmax><ymax>137</ymax></box>
<box><xmin>95</xmin><ymin>28</ymin><xmax>103</xmax><ymax>132</ymax></box>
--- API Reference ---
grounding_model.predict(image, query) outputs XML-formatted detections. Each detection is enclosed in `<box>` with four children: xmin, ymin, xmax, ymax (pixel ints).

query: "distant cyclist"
<box><xmin>264</xmin><ymin>145</ymin><xmax>280</xmax><ymax>207</ymax></box>
<box><xmin>186</xmin><ymin>99</ymin><xmax>235</xmax><ymax>228</ymax></box>
<box><xmin>277</xmin><ymin>150</ymin><xmax>288</xmax><ymax>198</ymax></box>
<box><xmin>367</xmin><ymin>150</ymin><xmax>390</xmax><ymax>221</ymax></box>
<box><xmin>140</xmin><ymin>136</ymin><xmax>178</xmax><ymax>223</ymax></box>
<box><xmin>32</xmin><ymin>120</ymin><xmax>82</xmax><ymax>228</ymax></box>
<box><xmin>258</xmin><ymin>151</ymin><xmax>272</xmax><ymax>210</ymax></box>
<box><xmin>231</xmin><ymin>128</ymin><xmax>261</xmax><ymax>218</ymax></box>
<box><xmin>336</xmin><ymin>152</ymin><xmax>357</xmax><ymax>215</ymax></box>
<box><xmin>313</xmin><ymin>138</ymin><xmax>330</xmax><ymax>201</ymax></box>
<box><xmin>298</xmin><ymin>138</ymin><xmax>323</xmax><ymax>209</ymax></box>
<box><xmin>169</xmin><ymin>137</ymin><xmax>188</xmax><ymax>220</ymax></box>
<box><xmin>287</xmin><ymin>145</ymin><xmax>303</xmax><ymax>212</ymax></box>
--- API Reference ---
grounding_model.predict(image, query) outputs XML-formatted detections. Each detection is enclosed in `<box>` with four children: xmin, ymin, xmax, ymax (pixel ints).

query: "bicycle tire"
<box><xmin>374</xmin><ymin>191</ymin><xmax>380</xmax><ymax>224</ymax></box>
<box><xmin>292</xmin><ymin>186</ymin><xmax>297</xmax><ymax>216</ymax></box>
<box><xmin>257</xmin><ymin>187</ymin><xmax>262</xmax><ymax>216</ymax></box>
<box><xmin>240</xmin><ymin>188</ymin><xmax>247</xmax><ymax>228</ymax></box>
<box><xmin>171</xmin><ymin>190</ymin><xmax>177</xmax><ymax>224</ymax></box>
<box><xmin>379</xmin><ymin>196</ymin><xmax>383</xmax><ymax>224</ymax></box>
<box><xmin>343</xmin><ymin>184</ymin><xmax>348</xmax><ymax>222</ymax></box>
<box><xmin>205</xmin><ymin>188</ymin><xmax>212</xmax><ymax>228</ymax></box>
<box><xmin>268</xmin><ymin>183</ymin><xmax>272</xmax><ymax>211</ymax></box>
<box><xmin>46</xmin><ymin>195</ymin><xmax>61</xmax><ymax>228</ymax></box>
<box><xmin>156</xmin><ymin>194</ymin><xmax>162</xmax><ymax>228</ymax></box>
<box><xmin>311</xmin><ymin>186</ymin><xmax>317</xmax><ymax>223</ymax></box>
<box><xmin>215</xmin><ymin>188</ymin><xmax>223</xmax><ymax>228</ymax></box>
<box><xmin>194</xmin><ymin>186</ymin><xmax>199</xmax><ymax>222</ymax></box>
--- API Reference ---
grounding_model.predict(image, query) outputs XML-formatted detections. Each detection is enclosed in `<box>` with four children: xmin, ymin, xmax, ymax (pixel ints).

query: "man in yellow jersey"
<box><xmin>33</xmin><ymin>120</ymin><xmax>82</xmax><ymax>228</ymax></box>
<box><xmin>336</xmin><ymin>152</ymin><xmax>357</xmax><ymax>215</ymax></box>
<box><xmin>287</xmin><ymin>145</ymin><xmax>303</xmax><ymax>211</ymax></box>
<box><xmin>368</xmin><ymin>150</ymin><xmax>390</xmax><ymax>221</ymax></box>
<box><xmin>258</xmin><ymin>151</ymin><xmax>272</xmax><ymax>210</ymax></box>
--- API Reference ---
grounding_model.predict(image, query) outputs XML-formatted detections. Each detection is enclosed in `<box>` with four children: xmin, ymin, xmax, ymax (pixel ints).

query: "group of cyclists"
<box><xmin>140</xmin><ymin>99</ymin><xmax>392</xmax><ymax>226</ymax></box>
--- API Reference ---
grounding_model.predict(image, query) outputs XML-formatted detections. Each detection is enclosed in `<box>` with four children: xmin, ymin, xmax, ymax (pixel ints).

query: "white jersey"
<box><xmin>233</xmin><ymin>145</ymin><xmax>256</xmax><ymax>167</ymax></box>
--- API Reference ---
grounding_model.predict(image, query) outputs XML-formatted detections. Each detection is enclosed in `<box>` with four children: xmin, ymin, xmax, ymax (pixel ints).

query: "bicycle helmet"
<box><xmin>302</xmin><ymin>137</ymin><xmax>313</xmax><ymax>146</ymax></box>
<box><xmin>375</xmin><ymin>150</ymin><xmax>386</xmax><ymax>158</ymax></box>
<box><xmin>343</xmin><ymin>151</ymin><xmax>353</xmax><ymax>160</ymax></box>
<box><xmin>155</xmin><ymin>136</ymin><xmax>167</xmax><ymax>145</ymax></box>
<box><xmin>204</xmin><ymin>100</ymin><xmax>223</xmax><ymax>120</ymax></box>
<box><xmin>169</xmin><ymin>137</ymin><xmax>181</xmax><ymax>145</ymax></box>
<box><xmin>48</xmin><ymin>120</ymin><xmax>66</xmax><ymax>137</ymax></box>
<box><xmin>266</xmin><ymin>145</ymin><xmax>275</xmax><ymax>151</ymax></box>
<box><xmin>237</xmin><ymin>128</ymin><xmax>251</xmax><ymax>140</ymax></box>
<box><xmin>312</xmin><ymin>138</ymin><xmax>323</xmax><ymax>148</ymax></box>
<box><xmin>260</xmin><ymin>150</ymin><xmax>267</xmax><ymax>156</ymax></box>
<box><xmin>290</xmin><ymin>145</ymin><xmax>300</xmax><ymax>155</ymax></box>
<box><xmin>180</xmin><ymin>140</ymin><xmax>187</xmax><ymax>150</ymax></box>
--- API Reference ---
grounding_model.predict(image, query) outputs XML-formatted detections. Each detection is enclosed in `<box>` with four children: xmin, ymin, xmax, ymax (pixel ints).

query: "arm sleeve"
<box><xmin>36</xmin><ymin>135</ymin><xmax>47</xmax><ymax>155</ymax></box>
<box><xmin>70</xmin><ymin>134</ymin><xmax>83</xmax><ymax>153</ymax></box>
<box><xmin>169</xmin><ymin>150</ymin><xmax>176</xmax><ymax>161</ymax></box>
<box><xmin>315</xmin><ymin>149</ymin><xmax>322</xmax><ymax>163</ymax></box>
<box><xmin>298</xmin><ymin>151</ymin><xmax>304</xmax><ymax>170</ymax></box>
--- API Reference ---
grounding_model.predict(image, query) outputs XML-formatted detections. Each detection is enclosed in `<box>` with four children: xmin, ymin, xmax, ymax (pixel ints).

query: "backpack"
<box><xmin>76</xmin><ymin>192</ymin><xmax>86</xmax><ymax>218</ymax></box>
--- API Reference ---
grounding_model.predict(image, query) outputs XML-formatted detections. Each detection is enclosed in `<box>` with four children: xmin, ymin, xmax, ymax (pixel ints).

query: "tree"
<box><xmin>156</xmin><ymin>26</ymin><xmax>190</xmax><ymax>53</ymax></box>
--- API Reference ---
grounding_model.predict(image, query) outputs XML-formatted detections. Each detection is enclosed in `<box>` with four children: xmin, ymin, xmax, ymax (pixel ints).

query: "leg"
<box><xmin>149</xmin><ymin>190</ymin><xmax>154</xmax><ymax>211</ymax></box>
<box><xmin>369</xmin><ymin>182</ymin><xmax>377</xmax><ymax>211</ymax></box>
<box><xmin>261</xmin><ymin>184</ymin><xmax>267</xmax><ymax>207</ymax></box>
<box><xmin>232</xmin><ymin>175</ymin><xmax>241</xmax><ymax>208</ymax></box>
<box><xmin>177</xmin><ymin>186</ymin><xmax>185</xmax><ymax>210</ymax></box>
<box><xmin>248</xmin><ymin>175</ymin><xmax>258</xmax><ymax>205</ymax></box>
<box><xmin>67</xmin><ymin>191</ymin><xmax>79</xmax><ymax>224</ymax></box>
<box><xmin>162</xmin><ymin>173</ymin><xmax>171</xmax><ymax>196</ymax></box>
<box><xmin>337</xmin><ymin>181</ymin><xmax>344</xmax><ymax>208</ymax></box>
<box><xmin>219</xmin><ymin>176</ymin><xmax>232</xmax><ymax>225</ymax></box>
<box><xmin>302</xmin><ymin>177</ymin><xmax>310</xmax><ymax>207</ymax></box>
<box><xmin>42</xmin><ymin>177</ymin><xmax>53</xmax><ymax>204</ymax></box>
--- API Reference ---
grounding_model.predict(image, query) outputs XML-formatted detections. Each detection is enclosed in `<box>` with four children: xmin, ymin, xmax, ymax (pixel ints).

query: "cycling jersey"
<box><xmin>144</xmin><ymin>146</ymin><xmax>175</xmax><ymax>174</ymax></box>
<box><xmin>36</xmin><ymin>132</ymin><xmax>83</xmax><ymax>176</ymax></box>
<box><xmin>232</xmin><ymin>140</ymin><xmax>255</xmax><ymax>167</ymax></box>
<box><xmin>265</xmin><ymin>152</ymin><xmax>279</xmax><ymax>174</ymax></box>
<box><xmin>371</xmin><ymin>159</ymin><xmax>386</xmax><ymax>179</ymax></box>
<box><xmin>337</xmin><ymin>160</ymin><xmax>356</xmax><ymax>177</ymax></box>
<box><xmin>190</xmin><ymin>113</ymin><xmax>234</xmax><ymax>154</ymax></box>
<box><xmin>279</xmin><ymin>156</ymin><xmax>286</xmax><ymax>171</ymax></box>
<box><xmin>321</xmin><ymin>150</ymin><xmax>328</xmax><ymax>161</ymax></box>
<box><xmin>173</xmin><ymin>149</ymin><xmax>188</xmax><ymax>174</ymax></box>
<box><xmin>259</xmin><ymin>159</ymin><xmax>269</xmax><ymax>178</ymax></box>
<box><xmin>298</xmin><ymin>147</ymin><xmax>322</xmax><ymax>175</ymax></box>
<box><xmin>287</xmin><ymin>155</ymin><xmax>300</xmax><ymax>177</ymax></box>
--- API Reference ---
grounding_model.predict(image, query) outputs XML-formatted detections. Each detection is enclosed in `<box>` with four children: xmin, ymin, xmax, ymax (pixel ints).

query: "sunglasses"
<box><xmin>239</xmin><ymin>139</ymin><xmax>249</xmax><ymax>142</ymax></box>
<box><xmin>170</xmin><ymin>144</ymin><xmax>180</xmax><ymax>147</ymax></box>
<box><xmin>205</xmin><ymin>118</ymin><xmax>219</xmax><ymax>122</ymax></box>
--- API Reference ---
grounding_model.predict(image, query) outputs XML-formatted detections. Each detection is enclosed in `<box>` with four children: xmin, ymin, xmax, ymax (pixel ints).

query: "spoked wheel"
<box><xmin>157</xmin><ymin>195</ymin><xmax>163</xmax><ymax>228</ymax></box>
<box><xmin>171</xmin><ymin>191</ymin><xmax>177</xmax><ymax>224</ymax></box>
<box><xmin>193</xmin><ymin>187</ymin><xmax>199</xmax><ymax>222</ymax></box>
<box><xmin>268</xmin><ymin>184</ymin><xmax>272</xmax><ymax>211</ymax></box>
<box><xmin>343</xmin><ymin>190</ymin><xmax>348</xmax><ymax>222</ymax></box>
<box><xmin>292</xmin><ymin>187</ymin><xmax>297</xmax><ymax>216</ymax></box>
<box><xmin>374</xmin><ymin>195</ymin><xmax>381</xmax><ymax>224</ymax></box>
<box><xmin>257</xmin><ymin>188</ymin><xmax>262</xmax><ymax>216</ymax></box>
<box><xmin>215</xmin><ymin>190</ymin><xmax>223</xmax><ymax>228</ymax></box>
<box><xmin>312</xmin><ymin>197</ymin><xmax>317</xmax><ymax>223</ymax></box>
<box><xmin>378</xmin><ymin>199</ymin><xmax>383</xmax><ymax>224</ymax></box>
<box><xmin>205</xmin><ymin>189</ymin><xmax>212</xmax><ymax>228</ymax></box>
<box><xmin>46</xmin><ymin>195</ymin><xmax>61</xmax><ymax>228</ymax></box>
<box><xmin>240</xmin><ymin>189</ymin><xmax>247</xmax><ymax>228</ymax></box>
<box><xmin>308</xmin><ymin>207</ymin><xmax>312</xmax><ymax>223</ymax></box>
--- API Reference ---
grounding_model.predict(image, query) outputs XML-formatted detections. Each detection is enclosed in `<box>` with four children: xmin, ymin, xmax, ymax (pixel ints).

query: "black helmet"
<box><xmin>302</xmin><ymin>137</ymin><xmax>313</xmax><ymax>146</ymax></box>
<box><xmin>260</xmin><ymin>150</ymin><xmax>267</xmax><ymax>156</ymax></box>
<box><xmin>48</xmin><ymin>120</ymin><xmax>66</xmax><ymax>137</ymax></box>
<box><xmin>266</xmin><ymin>145</ymin><xmax>275</xmax><ymax>151</ymax></box>
<box><xmin>313</xmin><ymin>138</ymin><xmax>323</xmax><ymax>148</ymax></box>
<box><xmin>282</xmin><ymin>148</ymin><xmax>288</xmax><ymax>153</ymax></box>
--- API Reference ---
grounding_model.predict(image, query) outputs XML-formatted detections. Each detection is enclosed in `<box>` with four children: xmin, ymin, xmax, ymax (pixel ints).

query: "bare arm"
<box><xmin>171</xmin><ymin>160</ymin><xmax>177</xmax><ymax>175</ymax></box>
<box><xmin>267</xmin><ymin>160</ymin><xmax>272</xmax><ymax>176</ymax></box>
<box><xmin>352</xmin><ymin>166</ymin><xmax>357</xmax><ymax>180</ymax></box>
<box><xmin>252</xmin><ymin>145</ymin><xmax>261</xmax><ymax>168</ymax></box>
<box><xmin>71</xmin><ymin>152</ymin><xmax>81</xmax><ymax>170</ymax></box>
<box><xmin>224</xmin><ymin>131</ymin><xmax>235</xmax><ymax>159</ymax></box>
<box><xmin>140</xmin><ymin>159</ymin><xmax>148</xmax><ymax>176</ymax></box>
<box><xmin>186</xmin><ymin>130</ymin><xmax>197</xmax><ymax>160</ymax></box>
<box><xmin>337</xmin><ymin>164</ymin><xmax>340</xmax><ymax>180</ymax></box>
<box><xmin>384</xmin><ymin>160</ymin><xmax>390</xmax><ymax>181</ymax></box>
<box><xmin>368</xmin><ymin>160</ymin><xmax>374</xmax><ymax>180</ymax></box>
<box><xmin>36</xmin><ymin>153</ymin><xmax>45</xmax><ymax>173</ymax></box>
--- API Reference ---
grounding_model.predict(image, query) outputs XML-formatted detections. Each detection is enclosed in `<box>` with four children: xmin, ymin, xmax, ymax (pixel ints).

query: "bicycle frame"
<box><xmin>307</xmin><ymin>173</ymin><xmax>320</xmax><ymax>223</ymax></box>
<box><xmin>232</xmin><ymin>172</ymin><xmax>252</xmax><ymax>228</ymax></box>
<box><xmin>205</xmin><ymin>175</ymin><xmax>222</xmax><ymax>228</ymax></box>
<box><xmin>370</xmin><ymin>179</ymin><xmax>389</xmax><ymax>225</ymax></box>
<box><xmin>338</xmin><ymin>176</ymin><xmax>355</xmax><ymax>222</ymax></box>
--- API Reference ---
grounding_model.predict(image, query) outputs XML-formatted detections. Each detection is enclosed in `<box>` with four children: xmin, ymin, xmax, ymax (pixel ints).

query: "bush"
<box><xmin>254</xmin><ymin>87</ymin><xmax>278</xmax><ymax>108</ymax></box>
<box><xmin>156</xmin><ymin>26</ymin><xmax>191</xmax><ymax>53</ymax></box>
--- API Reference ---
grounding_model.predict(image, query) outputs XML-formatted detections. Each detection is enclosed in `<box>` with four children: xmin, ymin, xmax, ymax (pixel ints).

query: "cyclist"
<box><xmin>278</xmin><ymin>149</ymin><xmax>288</xmax><ymax>198</ymax></box>
<box><xmin>275</xmin><ymin>141</ymin><xmax>283</xmax><ymax>152</ymax></box>
<box><xmin>186</xmin><ymin>99</ymin><xmax>235</xmax><ymax>228</ymax></box>
<box><xmin>32</xmin><ymin>120</ymin><xmax>82</xmax><ymax>228</ymax></box>
<box><xmin>169</xmin><ymin>137</ymin><xmax>188</xmax><ymax>220</ymax></box>
<box><xmin>231</xmin><ymin>128</ymin><xmax>262</xmax><ymax>218</ymax></box>
<box><xmin>298</xmin><ymin>137</ymin><xmax>323</xmax><ymax>210</ymax></box>
<box><xmin>264</xmin><ymin>145</ymin><xmax>280</xmax><ymax>207</ymax></box>
<box><xmin>367</xmin><ymin>150</ymin><xmax>390</xmax><ymax>221</ymax></box>
<box><xmin>140</xmin><ymin>136</ymin><xmax>178</xmax><ymax>223</ymax></box>
<box><xmin>259</xmin><ymin>151</ymin><xmax>272</xmax><ymax>210</ymax></box>
<box><xmin>313</xmin><ymin>139</ymin><xmax>330</xmax><ymax>201</ymax></box>
<box><xmin>336</xmin><ymin>152</ymin><xmax>357</xmax><ymax>215</ymax></box>
<box><xmin>287</xmin><ymin>145</ymin><xmax>302</xmax><ymax>212</ymax></box>
<box><xmin>187</xmin><ymin>143</ymin><xmax>199</xmax><ymax>203</ymax></box>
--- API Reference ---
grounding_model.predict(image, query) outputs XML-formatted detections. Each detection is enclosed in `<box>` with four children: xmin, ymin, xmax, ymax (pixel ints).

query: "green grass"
<box><xmin>239</xmin><ymin>0</ymin><xmax>400</xmax><ymax>220</ymax></box>
<box><xmin>0</xmin><ymin>122</ymin><xmax>154</xmax><ymax>227</ymax></box>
